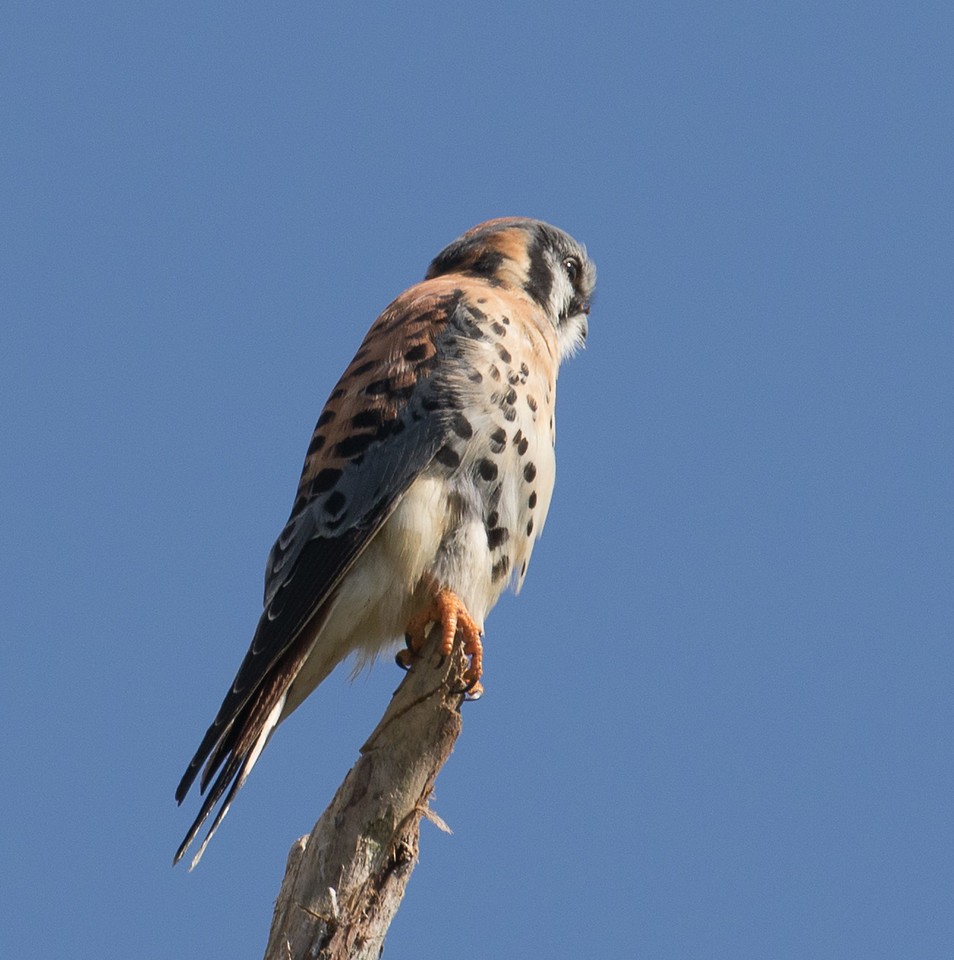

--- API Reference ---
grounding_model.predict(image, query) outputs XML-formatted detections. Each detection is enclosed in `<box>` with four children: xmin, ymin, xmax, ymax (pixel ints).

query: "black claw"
<box><xmin>450</xmin><ymin>675</ymin><xmax>482</xmax><ymax>698</ymax></box>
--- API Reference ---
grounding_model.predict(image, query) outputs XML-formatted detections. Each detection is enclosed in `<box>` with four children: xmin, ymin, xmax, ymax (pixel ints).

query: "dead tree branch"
<box><xmin>262</xmin><ymin>628</ymin><xmax>469</xmax><ymax>960</ymax></box>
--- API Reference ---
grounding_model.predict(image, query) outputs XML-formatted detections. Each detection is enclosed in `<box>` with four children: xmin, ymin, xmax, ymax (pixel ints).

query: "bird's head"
<box><xmin>426</xmin><ymin>217</ymin><xmax>596</xmax><ymax>361</ymax></box>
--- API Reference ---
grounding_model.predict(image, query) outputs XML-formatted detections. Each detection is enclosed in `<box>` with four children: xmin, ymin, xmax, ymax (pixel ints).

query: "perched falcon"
<box><xmin>174</xmin><ymin>217</ymin><xmax>595</xmax><ymax>867</ymax></box>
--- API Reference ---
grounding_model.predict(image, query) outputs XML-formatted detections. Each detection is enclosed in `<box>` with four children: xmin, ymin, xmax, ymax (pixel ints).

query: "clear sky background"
<box><xmin>3</xmin><ymin>3</ymin><xmax>952</xmax><ymax>958</ymax></box>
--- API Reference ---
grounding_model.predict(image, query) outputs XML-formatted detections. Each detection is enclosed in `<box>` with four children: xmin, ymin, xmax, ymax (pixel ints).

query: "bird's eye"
<box><xmin>563</xmin><ymin>257</ymin><xmax>581</xmax><ymax>285</ymax></box>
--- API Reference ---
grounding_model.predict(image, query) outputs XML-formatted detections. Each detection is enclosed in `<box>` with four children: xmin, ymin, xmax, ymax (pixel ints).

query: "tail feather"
<box><xmin>175</xmin><ymin>614</ymin><xmax>331</xmax><ymax>866</ymax></box>
<box><xmin>196</xmin><ymin>724</ymin><xmax>243</xmax><ymax>797</ymax></box>
<box><xmin>175</xmin><ymin>714</ymin><xmax>236</xmax><ymax>806</ymax></box>
<box><xmin>174</xmin><ymin>750</ymin><xmax>244</xmax><ymax>867</ymax></box>
<box><xmin>173</xmin><ymin>691</ymin><xmax>286</xmax><ymax>868</ymax></box>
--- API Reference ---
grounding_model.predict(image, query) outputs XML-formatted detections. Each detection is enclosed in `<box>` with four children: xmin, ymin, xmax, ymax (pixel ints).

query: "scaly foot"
<box><xmin>396</xmin><ymin>588</ymin><xmax>484</xmax><ymax>698</ymax></box>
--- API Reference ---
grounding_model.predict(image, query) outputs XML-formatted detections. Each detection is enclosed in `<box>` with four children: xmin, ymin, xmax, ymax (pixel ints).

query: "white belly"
<box><xmin>280</xmin><ymin>473</ymin><xmax>458</xmax><ymax>719</ymax></box>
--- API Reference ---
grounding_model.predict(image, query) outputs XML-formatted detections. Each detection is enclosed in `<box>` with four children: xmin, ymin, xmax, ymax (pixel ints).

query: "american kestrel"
<box><xmin>175</xmin><ymin>217</ymin><xmax>595</xmax><ymax>867</ymax></box>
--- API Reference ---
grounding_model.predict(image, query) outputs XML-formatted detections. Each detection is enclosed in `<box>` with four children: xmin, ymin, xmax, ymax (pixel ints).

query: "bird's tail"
<box><xmin>174</xmin><ymin>683</ymin><xmax>287</xmax><ymax>870</ymax></box>
<box><xmin>174</xmin><ymin>605</ymin><xmax>338</xmax><ymax>867</ymax></box>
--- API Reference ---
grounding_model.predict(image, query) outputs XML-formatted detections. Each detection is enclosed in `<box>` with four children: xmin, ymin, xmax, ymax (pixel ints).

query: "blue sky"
<box><xmin>3</xmin><ymin>2</ymin><xmax>952</xmax><ymax>957</ymax></box>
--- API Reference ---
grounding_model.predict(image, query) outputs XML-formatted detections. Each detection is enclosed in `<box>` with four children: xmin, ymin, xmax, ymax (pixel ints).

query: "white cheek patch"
<box><xmin>547</xmin><ymin>262</ymin><xmax>576</xmax><ymax>322</ymax></box>
<box><xmin>557</xmin><ymin>313</ymin><xmax>588</xmax><ymax>361</ymax></box>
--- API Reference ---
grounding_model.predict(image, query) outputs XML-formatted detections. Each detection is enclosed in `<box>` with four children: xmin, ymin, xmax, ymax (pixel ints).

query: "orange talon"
<box><xmin>403</xmin><ymin>588</ymin><xmax>484</xmax><ymax>697</ymax></box>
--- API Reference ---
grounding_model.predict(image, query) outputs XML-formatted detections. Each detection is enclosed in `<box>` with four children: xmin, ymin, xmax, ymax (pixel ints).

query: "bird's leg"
<box><xmin>397</xmin><ymin>588</ymin><xmax>484</xmax><ymax>699</ymax></box>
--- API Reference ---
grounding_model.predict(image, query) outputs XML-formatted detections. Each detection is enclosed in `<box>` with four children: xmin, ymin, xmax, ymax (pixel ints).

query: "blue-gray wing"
<box><xmin>174</xmin><ymin>284</ymin><xmax>477</xmax><ymax>856</ymax></box>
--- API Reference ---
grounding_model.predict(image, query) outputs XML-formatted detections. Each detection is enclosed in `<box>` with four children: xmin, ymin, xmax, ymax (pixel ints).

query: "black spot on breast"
<box><xmin>450</xmin><ymin>411</ymin><xmax>474</xmax><ymax>439</ymax></box>
<box><xmin>527</xmin><ymin>394</ymin><xmax>538</xmax><ymax>412</ymax></box>
<box><xmin>524</xmin><ymin>462</ymin><xmax>537</xmax><ymax>482</ymax></box>
<box><xmin>520</xmin><ymin>362</ymin><xmax>529</xmax><ymax>377</ymax></box>
<box><xmin>502</xmin><ymin>315</ymin><xmax>511</xmax><ymax>325</ymax></box>
<box><xmin>487</xmin><ymin>510</ymin><xmax>499</xmax><ymax>528</ymax></box>
<box><xmin>496</xmin><ymin>344</ymin><xmax>512</xmax><ymax>364</ymax></box>
<box><xmin>310</xmin><ymin>468</ymin><xmax>342</xmax><ymax>494</ymax></box>
<box><xmin>335</xmin><ymin>432</ymin><xmax>376</xmax><ymax>458</ymax></box>
<box><xmin>307</xmin><ymin>434</ymin><xmax>326</xmax><ymax>454</ymax></box>
<box><xmin>328</xmin><ymin>387</ymin><xmax>346</xmax><ymax>401</ymax></box>
<box><xmin>488</xmin><ymin>365</ymin><xmax>501</xmax><ymax>382</ymax></box>
<box><xmin>528</xmin><ymin>491</ymin><xmax>538</xmax><ymax>509</ymax></box>
<box><xmin>503</xmin><ymin>387</ymin><xmax>517</xmax><ymax>406</ymax></box>
<box><xmin>526</xmin><ymin>518</ymin><xmax>534</xmax><ymax>536</ymax></box>
<box><xmin>468</xmin><ymin>369</ymin><xmax>483</xmax><ymax>383</ymax></box>
<box><xmin>435</xmin><ymin>445</ymin><xmax>461</xmax><ymax>469</ymax></box>
<box><xmin>491</xmin><ymin>321</ymin><xmax>506</xmax><ymax>336</ymax></box>
<box><xmin>487</xmin><ymin>527</ymin><xmax>509</xmax><ymax>549</ymax></box>
<box><xmin>477</xmin><ymin>458</ymin><xmax>498</xmax><ymax>481</ymax></box>
<box><xmin>491</xmin><ymin>555</ymin><xmax>511</xmax><ymax>582</ymax></box>
<box><xmin>325</xmin><ymin>490</ymin><xmax>347</xmax><ymax>516</ymax></box>
<box><xmin>517</xmin><ymin>436</ymin><xmax>529</xmax><ymax>456</ymax></box>
<box><xmin>503</xmin><ymin>408</ymin><xmax>517</xmax><ymax>422</ymax></box>
<box><xmin>317</xmin><ymin>410</ymin><xmax>336</xmax><ymax>427</ymax></box>
<box><xmin>489</xmin><ymin>427</ymin><xmax>506</xmax><ymax>453</ymax></box>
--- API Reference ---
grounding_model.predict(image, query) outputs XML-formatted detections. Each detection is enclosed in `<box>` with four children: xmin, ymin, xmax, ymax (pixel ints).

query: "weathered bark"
<box><xmin>263</xmin><ymin>628</ymin><xmax>469</xmax><ymax>960</ymax></box>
